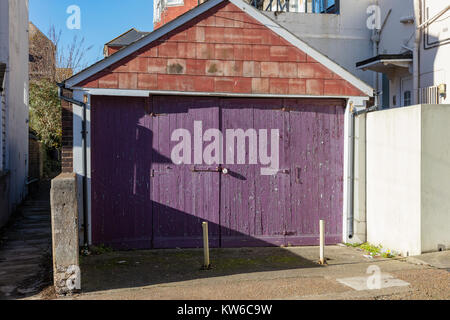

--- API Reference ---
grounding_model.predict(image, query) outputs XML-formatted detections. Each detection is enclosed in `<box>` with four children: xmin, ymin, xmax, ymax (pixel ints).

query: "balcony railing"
<box><xmin>250</xmin><ymin>0</ymin><xmax>340</xmax><ymax>14</ymax></box>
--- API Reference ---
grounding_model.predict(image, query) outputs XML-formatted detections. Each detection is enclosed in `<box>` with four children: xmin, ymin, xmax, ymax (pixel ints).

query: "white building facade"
<box><xmin>259</xmin><ymin>0</ymin><xmax>448</xmax><ymax>108</ymax></box>
<box><xmin>0</xmin><ymin>0</ymin><xmax>30</xmax><ymax>227</ymax></box>
<box><xmin>357</xmin><ymin>0</ymin><xmax>449</xmax><ymax>107</ymax></box>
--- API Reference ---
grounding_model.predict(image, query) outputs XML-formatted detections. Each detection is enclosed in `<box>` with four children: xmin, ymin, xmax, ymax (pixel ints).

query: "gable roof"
<box><xmin>356</xmin><ymin>53</ymin><xmax>413</xmax><ymax>69</ymax></box>
<box><xmin>105</xmin><ymin>28</ymin><xmax>151</xmax><ymax>47</ymax></box>
<box><xmin>64</xmin><ymin>0</ymin><xmax>373</xmax><ymax>97</ymax></box>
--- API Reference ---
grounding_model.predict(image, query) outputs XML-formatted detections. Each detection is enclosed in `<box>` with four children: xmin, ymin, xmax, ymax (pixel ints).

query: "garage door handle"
<box><xmin>151</xmin><ymin>169</ymin><xmax>168</xmax><ymax>177</ymax></box>
<box><xmin>191</xmin><ymin>166</ymin><xmax>221</xmax><ymax>173</ymax></box>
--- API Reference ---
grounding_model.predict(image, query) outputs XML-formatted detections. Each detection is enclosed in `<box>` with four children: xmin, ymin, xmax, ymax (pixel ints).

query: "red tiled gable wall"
<box><xmin>76</xmin><ymin>1</ymin><xmax>365</xmax><ymax>96</ymax></box>
<box><xmin>154</xmin><ymin>0</ymin><xmax>199</xmax><ymax>30</ymax></box>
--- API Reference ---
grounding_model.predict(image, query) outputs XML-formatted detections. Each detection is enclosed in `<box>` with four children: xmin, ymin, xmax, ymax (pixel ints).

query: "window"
<box><xmin>424</xmin><ymin>0</ymin><xmax>450</xmax><ymax>49</ymax></box>
<box><xmin>166</xmin><ymin>0</ymin><xmax>184</xmax><ymax>7</ymax></box>
<box><xmin>420</xmin><ymin>86</ymin><xmax>441</xmax><ymax>104</ymax></box>
<box><xmin>311</xmin><ymin>0</ymin><xmax>339</xmax><ymax>13</ymax></box>
<box><xmin>404</xmin><ymin>91</ymin><xmax>411</xmax><ymax>106</ymax></box>
<box><xmin>252</xmin><ymin>0</ymin><xmax>339</xmax><ymax>14</ymax></box>
<box><xmin>153</xmin><ymin>0</ymin><xmax>162</xmax><ymax>22</ymax></box>
<box><xmin>154</xmin><ymin>0</ymin><xmax>184</xmax><ymax>23</ymax></box>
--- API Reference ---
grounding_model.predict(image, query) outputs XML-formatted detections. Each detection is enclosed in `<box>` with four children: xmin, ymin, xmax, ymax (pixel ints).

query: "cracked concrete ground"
<box><xmin>2</xmin><ymin>181</ymin><xmax>447</xmax><ymax>301</ymax></box>
<box><xmin>28</xmin><ymin>245</ymin><xmax>448</xmax><ymax>300</ymax></box>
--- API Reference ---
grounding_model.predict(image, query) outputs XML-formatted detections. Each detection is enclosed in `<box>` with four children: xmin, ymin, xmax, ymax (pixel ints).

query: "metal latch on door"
<box><xmin>150</xmin><ymin>167</ymin><xmax>172</xmax><ymax>177</ymax></box>
<box><xmin>191</xmin><ymin>166</ymin><xmax>229</xmax><ymax>174</ymax></box>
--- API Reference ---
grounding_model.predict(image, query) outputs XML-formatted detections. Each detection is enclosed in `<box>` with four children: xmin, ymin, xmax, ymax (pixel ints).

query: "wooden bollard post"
<box><xmin>319</xmin><ymin>220</ymin><xmax>326</xmax><ymax>265</ymax></box>
<box><xmin>202</xmin><ymin>222</ymin><xmax>210</xmax><ymax>269</ymax></box>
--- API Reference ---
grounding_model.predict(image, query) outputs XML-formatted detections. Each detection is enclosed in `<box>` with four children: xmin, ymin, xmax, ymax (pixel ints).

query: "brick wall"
<box><xmin>28</xmin><ymin>134</ymin><xmax>41</xmax><ymax>180</ymax></box>
<box><xmin>77</xmin><ymin>1</ymin><xmax>365</xmax><ymax>97</ymax></box>
<box><xmin>61</xmin><ymin>98</ymin><xmax>73</xmax><ymax>173</ymax></box>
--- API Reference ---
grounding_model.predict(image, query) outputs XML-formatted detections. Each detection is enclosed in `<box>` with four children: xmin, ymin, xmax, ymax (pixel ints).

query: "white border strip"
<box><xmin>73</xmin><ymin>87</ymin><xmax>367</xmax><ymax>246</ymax></box>
<box><xmin>72</xmin><ymin>90</ymin><xmax>92</xmax><ymax>245</ymax></box>
<box><xmin>66</xmin><ymin>0</ymin><xmax>373</xmax><ymax>97</ymax></box>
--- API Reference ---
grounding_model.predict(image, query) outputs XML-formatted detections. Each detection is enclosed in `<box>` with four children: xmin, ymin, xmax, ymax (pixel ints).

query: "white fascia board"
<box><xmin>67</xmin><ymin>0</ymin><xmax>373</xmax><ymax>97</ymax></box>
<box><xmin>73</xmin><ymin>88</ymin><xmax>152</xmax><ymax>97</ymax></box>
<box><xmin>64</xmin><ymin>0</ymin><xmax>225</xmax><ymax>88</ymax></box>
<box><xmin>229</xmin><ymin>0</ymin><xmax>374</xmax><ymax>97</ymax></box>
<box><xmin>74</xmin><ymin>87</ymin><xmax>370</xmax><ymax>100</ymax></box>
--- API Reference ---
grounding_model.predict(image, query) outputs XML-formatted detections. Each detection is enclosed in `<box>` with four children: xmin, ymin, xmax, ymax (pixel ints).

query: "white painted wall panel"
<box><xmin>421</xmin><ymin>105</ymin><xmax>450</xmax><ymax>252</ymax></box>
<box><xmin>366</xmin><ymin>105</ymin><xmax>422</xmax><ymax>256</ymax></box>
<box><xmin>0</xmin><ymin>0</ymin><xmax>29</xmax><ymax>226</ymax></box>
<box><xmin>366</xmin><ymin>104</ymin><xmax>450</xmax><ymax>256</ymax></box>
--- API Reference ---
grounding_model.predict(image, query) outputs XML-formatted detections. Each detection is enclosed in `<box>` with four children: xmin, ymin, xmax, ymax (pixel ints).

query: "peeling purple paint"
<box><xmin>91</xmin><ymin>96</ymin><xmax>345</xmax><ymax>249</ymax></box>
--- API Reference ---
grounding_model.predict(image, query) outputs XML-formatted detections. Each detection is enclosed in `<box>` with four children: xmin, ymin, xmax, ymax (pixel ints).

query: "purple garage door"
<box><xmin>91</xmin><ymin>96</ymin><xmax>152</xmax><ymax>249</ymax></box>
<box><xmin>150</xmin><ymin>96</ymin><xmax>221</xmax><ymax>248</ymax></box>
<box><xmin>91</xmin><ymin>95</ymin><xmax>345</xmax><ymax>249</ymax></box>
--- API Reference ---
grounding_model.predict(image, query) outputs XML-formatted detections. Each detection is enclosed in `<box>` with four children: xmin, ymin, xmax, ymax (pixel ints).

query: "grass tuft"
<box><xmin>345</xmin><ymin>242</ymin><xmax>396</xmax><ymax>258</ymax></box>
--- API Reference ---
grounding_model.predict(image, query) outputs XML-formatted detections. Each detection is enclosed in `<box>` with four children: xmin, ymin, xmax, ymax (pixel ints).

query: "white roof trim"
<box><xmin>357</xmin><ymin>59</ymin><xmax>413</xmax><ymax>70</ymax></box>
<box><xmin>66</xmin><ymin>0</ymin><xmax>373</xmax><ymax>97</ymax></box>
<box><xmin>73</xmin><ymin>87</ymin><xmax>370</xmax><ymax>100</ymax></box>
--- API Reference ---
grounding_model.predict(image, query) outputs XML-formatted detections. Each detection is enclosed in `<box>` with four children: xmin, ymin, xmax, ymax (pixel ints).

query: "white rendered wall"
<box><xmin>366</xmin><ymin>104</ymin><xmax>450</xmax><ymax>256</ymax></box>
<box><xmin>8</xmin><ymin>0</ymin><xmax>29</xmax><ymax>209</ymax></box>
<box><xmin>366</xmin><ymin>105</ymin><xmax>422</xmax><ymax>256</ymax></box>
<box><xmin>421</xmin><ymin>105</ymin><xmax>450</xmax><ymax>252</ymax></box>
<box><xmin>0</xmin><ymin>0</ymin><xmax>29</xmax><ymax>224</ymax></box>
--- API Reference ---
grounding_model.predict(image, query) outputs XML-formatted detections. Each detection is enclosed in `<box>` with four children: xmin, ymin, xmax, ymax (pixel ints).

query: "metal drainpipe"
<box><xmin>57</xmin><ymin>83</ymin><xmax>89</xmax><ymax>249</ymax></box>
<box><xmin>371</xmin><ymin>0</ymin><xmax>380</xmax><ymax>107</ymax></box>
<box><xmin>347</xmin><ymin>104</ymin><xmax>355</xmax><ymax>239</ymax></box>
<box><xmin>413</xmin><ymin>0</ymin><xmax>421</xmax><ymax>105</ymax></box>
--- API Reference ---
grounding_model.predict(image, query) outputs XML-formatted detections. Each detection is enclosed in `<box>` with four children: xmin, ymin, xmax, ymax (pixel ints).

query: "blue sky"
<box><xmin>29</xmin><ymin>0</ymin><xmax>154</xmax><ymax>70</ymax></box>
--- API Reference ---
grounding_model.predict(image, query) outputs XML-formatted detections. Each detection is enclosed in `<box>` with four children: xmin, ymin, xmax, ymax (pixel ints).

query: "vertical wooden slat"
<box><xmin>151</xmin><ymin>96</ymin><xmax>221</xmax><ymax>249</ymax></box>
<box><xmin>287</xmin><ymin>99</ymin><xmax>345</xmax><ymax>245</ymax></box>
<box><xmin>91</xmin><ymin>96</ymin><xmax>152</xmax><ymax>249</ymax></box>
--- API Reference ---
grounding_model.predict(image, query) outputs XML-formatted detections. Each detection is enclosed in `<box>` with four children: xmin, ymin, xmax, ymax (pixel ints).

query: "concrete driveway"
<box><xmin>31</xmin><ymin>245</ymin><xmax>450</xmax><ymax>300</ymax></box>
